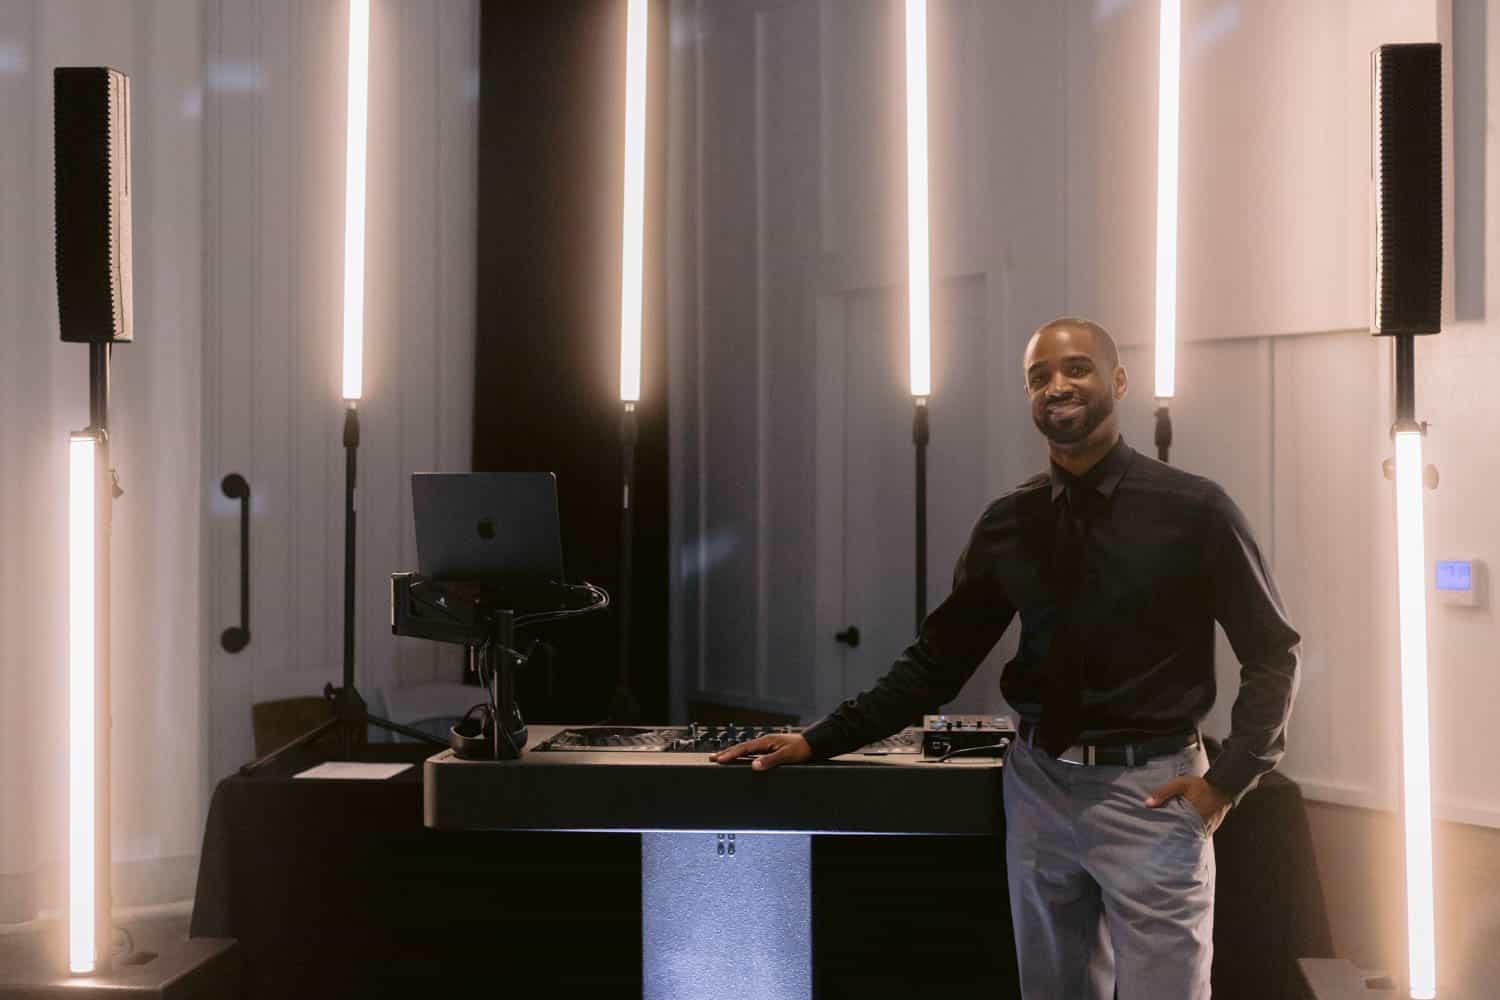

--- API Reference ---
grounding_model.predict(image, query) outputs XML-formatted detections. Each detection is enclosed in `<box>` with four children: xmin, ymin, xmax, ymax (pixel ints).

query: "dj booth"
<box><xmin>196</xmin><ymin>488</ymin><xmax>1330</xmax><ymax>997</ymax></box>
<box><xmin>191</xmin><ymin>725</ymin><xmax>1332</xmax><ymax>1000</ymax></box>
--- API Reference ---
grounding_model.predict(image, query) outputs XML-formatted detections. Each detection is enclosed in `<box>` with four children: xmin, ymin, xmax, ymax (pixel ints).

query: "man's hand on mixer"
<box><xmin>709</xmin><ymin>733</ymin><xmax>813</xmax><ymax>771</ymax></box>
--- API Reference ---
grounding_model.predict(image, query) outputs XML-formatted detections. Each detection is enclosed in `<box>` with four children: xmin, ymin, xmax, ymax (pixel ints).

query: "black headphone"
<box><xmin>449</xmin><ymin>702</ymin><xmax>529</xmax><ymax>760</ymax></box>
<box><xmin>450</xmin><ymin>703</ymin><xmax>496</xmax><ymax>759</ymax></box>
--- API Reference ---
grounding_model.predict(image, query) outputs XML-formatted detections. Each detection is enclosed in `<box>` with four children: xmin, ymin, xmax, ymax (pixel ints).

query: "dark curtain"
<box><xmin>473</xmin><ymin>0</ymin><xmax>670</xmax><ymax>723</ymax></box>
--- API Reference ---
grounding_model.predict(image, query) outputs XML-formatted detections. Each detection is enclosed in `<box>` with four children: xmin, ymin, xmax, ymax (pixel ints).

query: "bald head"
<box><xmin>1028</xmin><ymin>317</ymin><xmax>1119</xmax><ymax>372</ymax></box>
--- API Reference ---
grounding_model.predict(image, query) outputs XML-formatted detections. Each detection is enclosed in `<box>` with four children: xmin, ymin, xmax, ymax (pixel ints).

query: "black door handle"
<box><xmin>834</xmin><ymin>626</ymin><xmax>860</xmax><ymax>648</ymax></box>
<box><xmin>220</xmin><ymin>473</ymin><xmax>251</xmax><ymax>653</ymax></box>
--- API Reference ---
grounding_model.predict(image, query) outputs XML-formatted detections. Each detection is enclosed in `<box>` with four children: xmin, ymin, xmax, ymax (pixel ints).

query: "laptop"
<box><xmin>411</xmin><ymin>472</ymin><xmax>566</xmax><ymax>587</ymax></box>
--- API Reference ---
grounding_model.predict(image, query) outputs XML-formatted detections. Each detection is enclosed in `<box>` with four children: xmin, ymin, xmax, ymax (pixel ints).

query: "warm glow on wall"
<box><xmin>1153</xmin><ymin>0</ymin><xmax>1180</xmax><ymax>400</ymax></box>
<box><xmin>619</xmin><ymin>0</ymin><xmax>648</xmax><ymax>403</ymax></box>
<box><xmin>905</xmin><ymin>0</ymin><xmax>930</xmax><ymax>399</ymax></box>
<box><xmin>68</xmin><ymin>432</ymin><xmax>97</xmax><ymax>974</ymax></box>
<box><xmin>342</xmin><ymin>0</ymin><xmax>370</xmax><ymax>401</ymax></box>
<box><xmin>1393</xmin><ymin>428</ymin><xmax>1436</xmax><ymax>999</ymax></box>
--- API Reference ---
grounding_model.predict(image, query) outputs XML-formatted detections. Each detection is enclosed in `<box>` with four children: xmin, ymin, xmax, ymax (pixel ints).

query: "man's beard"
<box><xmin>1033</xmin><ymin>393</ymin><xmax>1112</xmax><ymax>445</ymax></box>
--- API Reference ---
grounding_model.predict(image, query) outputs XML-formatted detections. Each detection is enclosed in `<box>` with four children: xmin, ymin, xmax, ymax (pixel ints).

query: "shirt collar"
<box><xmin>1049</xmin><ymin>436</ymin><xmax>1134</xmax><ymax>503</ymax></box>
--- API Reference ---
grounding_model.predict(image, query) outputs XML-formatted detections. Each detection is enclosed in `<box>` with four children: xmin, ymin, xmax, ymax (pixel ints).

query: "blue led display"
<box><xmin>1435</xmin><ymin>560</ymin><xmax>1472</xmax><ymax>592</ymax></box>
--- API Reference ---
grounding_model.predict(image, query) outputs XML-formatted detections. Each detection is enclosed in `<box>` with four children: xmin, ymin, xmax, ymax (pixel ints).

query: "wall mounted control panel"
<box><xmin>1434</xmin><ymin>559</ymin><xmax>1485</xmax><ymax>608</ymax></box>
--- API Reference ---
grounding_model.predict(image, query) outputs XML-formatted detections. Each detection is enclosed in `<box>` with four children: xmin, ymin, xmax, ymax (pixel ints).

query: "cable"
<box><xmin>462</xmin><ymin>582</ymin><xmax>612</xmax><ymax>751</ymax></box>
<box><xmin>513</xmin><ymin>582</ymin><xmax>610</xmax><ymax>629</ymax></box>
<box><xmin>497</xmin><ymin>708</ymin><xmax>527</xmax><ymax>758</ymax></box>
<box><xmin>934</xmin><ymin>741</ymin><xmax>1010</xmax><ymax>763</ymax></box>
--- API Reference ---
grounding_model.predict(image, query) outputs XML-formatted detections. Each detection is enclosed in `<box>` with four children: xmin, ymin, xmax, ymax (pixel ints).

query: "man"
<box><xmin>712</xmin><ymin>317</ymin><xmax>1300</xmax><ymax>1000</ymax></box>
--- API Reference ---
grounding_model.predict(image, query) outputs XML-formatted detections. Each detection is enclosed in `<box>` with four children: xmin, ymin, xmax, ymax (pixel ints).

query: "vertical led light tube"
<box><xmin>619</xmin><ymin>0</ymin><xmax>648</xmax><ymax>403</ymax></box>
<box><xmin>1394</xmin><ymin>428</ymin><xmax>1437</xmax><ymax>999</ymax></box>
<box><xmin>342</xmin><ymin>0</ymin><xmax>370</xmax><ymax>401</ymax></box>
<box><xmin>905</xmin><ymin>0</ymin><xmax>931</xmax><ymax>399</ymax></box>
<box><xmin>67</xmin><ymin>433</ymin><xmax>97</xmax><ymax>974</ymax></box>
<box><xmin>1153</xmin><ymin>0</ymin><xmax>1181</xmax><ymax>400</ymax></box>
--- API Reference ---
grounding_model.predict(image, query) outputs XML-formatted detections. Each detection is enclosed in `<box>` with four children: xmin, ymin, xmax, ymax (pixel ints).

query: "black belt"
<box><xmin>1017</xmin><ymin>720</ymin><xmax>1199</xmax><ymax>767</ymax></box>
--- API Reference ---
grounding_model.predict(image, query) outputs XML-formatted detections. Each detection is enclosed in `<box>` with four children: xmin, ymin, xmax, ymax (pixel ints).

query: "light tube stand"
<box><xmin>913</xmin><ymin>399</ymin><xmax>929</xmax><ymax>631</ymax></box>
<box><xmin>1392</xmin><ymin>334</ymin><xmax>1437</xmax><ymax>1000</ymax></box>
<box><xmin>610</xmin><ymin>402</ymin><xmax>642</xmax><ymax>722</ymax></box>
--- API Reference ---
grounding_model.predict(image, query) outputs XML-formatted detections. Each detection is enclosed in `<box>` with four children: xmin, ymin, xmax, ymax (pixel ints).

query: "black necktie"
<box><xmin>1037</xmin><ymin>485</ymin><xmax>1089</xmax><ymax>756</ymax></box>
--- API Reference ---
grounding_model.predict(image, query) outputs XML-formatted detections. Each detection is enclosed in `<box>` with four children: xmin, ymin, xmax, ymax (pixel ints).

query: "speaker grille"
<box><xmin>1372</xmin><ymin>44</ymin><xmax>1442</xmax><ymax>336</ymax></box>
<box><xmin>54</xmin><ymin>66</ymin><xmax>132</xmax><ymax>344</ymax></box>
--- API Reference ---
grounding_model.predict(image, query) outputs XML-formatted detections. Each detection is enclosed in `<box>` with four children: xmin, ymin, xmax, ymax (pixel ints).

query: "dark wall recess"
<box><xmin>474</xmin><ymin>0</ymin><xmax>669</xmax><ymax>723</ymax></box>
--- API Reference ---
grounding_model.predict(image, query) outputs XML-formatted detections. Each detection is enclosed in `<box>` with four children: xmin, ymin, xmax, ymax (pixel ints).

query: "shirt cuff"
<box><xmin>1203</xmin><ymin>746</ymin><xmax>1269</xmax><ymax>806</ymax></box>
<box><xmin>800</xmin><ymin>719</ymin><xmax>852</xmax><ymax>761</ymax></box>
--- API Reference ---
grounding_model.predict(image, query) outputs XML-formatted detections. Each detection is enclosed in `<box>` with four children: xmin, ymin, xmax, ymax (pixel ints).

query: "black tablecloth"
<box><xmin>1212</xmin><ymin>769</ymin><xmax>1336</xmax><ymax>999</ymax></box>
<box><xmin>191</xmin><ymin>745</ymin><xmax>1331</xmax><ymax>1000</ymax></box>
<box><xmin>189</xmin><ymin>745</ymin><xmax>642</xmax><ymax>997</ymax></box>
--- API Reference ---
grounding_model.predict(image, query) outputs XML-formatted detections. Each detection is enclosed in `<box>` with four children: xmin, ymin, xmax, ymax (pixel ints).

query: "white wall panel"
<box><xmin>1409</xmin><ymin>324</ymin><xmax>1500</xmax><ymax>827</ymax></box>
<box><xmin>1268</xmin><ymin>332</ymin><xmax>1401</xmax><ymax>808</ymax></box>
<box><xmin>0</xmin><ymin>0</ymin><xmax>51</xmax><ymax>921</ymax></box>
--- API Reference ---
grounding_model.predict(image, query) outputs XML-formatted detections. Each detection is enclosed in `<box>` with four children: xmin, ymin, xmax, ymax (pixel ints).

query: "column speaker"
<box><xmin>54</xmin><ymin>66</ymin><xmax>133</xmax><ymax>344</ymax></box>
<box><xmin>1371</xmin><ymin>43</ymin><xmax>1442</xmax><ymax>337</ymax></box>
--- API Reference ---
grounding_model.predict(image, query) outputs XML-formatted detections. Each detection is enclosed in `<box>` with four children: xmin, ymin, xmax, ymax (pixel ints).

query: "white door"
<box><xmin>813</xmin><ymin>274</ymin><xmax>1013</xmax><ymax>718</ymax></box>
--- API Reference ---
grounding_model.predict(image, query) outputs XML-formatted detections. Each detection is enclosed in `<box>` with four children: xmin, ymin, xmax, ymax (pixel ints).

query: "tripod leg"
<box><xmin>365</xmin><ymin>713</ymin><xmax>447</xmax><ymax>747</ymax></box>
<box><xmin>239</xmin><ymin>715</ymin><xmax>342</xmax><ymax>776</ymax></box>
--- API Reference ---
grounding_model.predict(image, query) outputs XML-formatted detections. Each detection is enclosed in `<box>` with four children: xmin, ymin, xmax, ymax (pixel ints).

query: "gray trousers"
<box><xmin>1003</xmin><ymin>733</ymin><xmax>1215</xmax><ymax>1000</ymax></box>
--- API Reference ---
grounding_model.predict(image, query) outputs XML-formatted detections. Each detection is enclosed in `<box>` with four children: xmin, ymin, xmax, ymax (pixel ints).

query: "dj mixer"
<box><xmin>531</xmin><ymin>724</ymin><xmax>923</xmax><ymax>755</ymax></box>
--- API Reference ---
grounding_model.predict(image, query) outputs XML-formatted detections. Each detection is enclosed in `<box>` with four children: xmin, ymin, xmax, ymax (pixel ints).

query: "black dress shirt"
<box><xmin>801</xmin><ymin>437</ymin><xmax>1301</xmax><ymax>802</ymax></box>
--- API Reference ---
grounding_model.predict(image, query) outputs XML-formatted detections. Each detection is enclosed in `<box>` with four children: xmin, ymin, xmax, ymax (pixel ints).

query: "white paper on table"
<box><xmin>292</xmin><ymin>761</ymin><xmax>413</xmax><ymax>780</ymax></box>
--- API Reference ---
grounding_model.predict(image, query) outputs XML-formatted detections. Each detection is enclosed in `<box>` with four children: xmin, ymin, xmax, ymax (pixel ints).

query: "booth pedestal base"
<box><xmin>642</xmin><ymin>833</ymin><xmax>811</xmax><ymax>1000</ymax></box>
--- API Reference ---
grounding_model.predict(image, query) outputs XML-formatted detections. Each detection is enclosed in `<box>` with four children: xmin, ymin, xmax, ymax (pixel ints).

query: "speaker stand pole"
<box><xmin>88</xmin><ymin>343</ymin><xmax>118</xmax><ymax>971</ymax></box>
<box><xmin>1154</xmin><ymin>401</ymin><xmax>1173</xmax><ymax>464</ymax></box>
